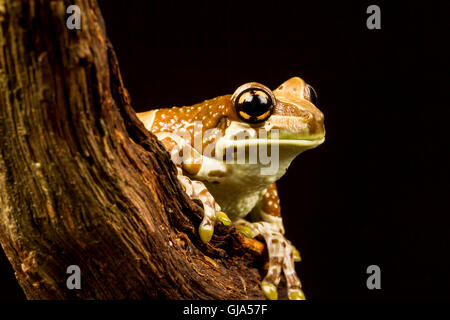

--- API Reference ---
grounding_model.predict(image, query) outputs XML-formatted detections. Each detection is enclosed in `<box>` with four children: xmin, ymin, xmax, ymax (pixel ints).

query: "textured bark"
<box><xmin>0</xmin><ymin>0</ymin><xmax>271</xmax><ymax>299</ymax></box>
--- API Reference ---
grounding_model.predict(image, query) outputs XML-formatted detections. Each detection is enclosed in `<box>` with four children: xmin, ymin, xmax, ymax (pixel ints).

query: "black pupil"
<box><xmin>240</xmin><ymin>91</ymin><xmax>271</xmax><ymax>117</ymax></box>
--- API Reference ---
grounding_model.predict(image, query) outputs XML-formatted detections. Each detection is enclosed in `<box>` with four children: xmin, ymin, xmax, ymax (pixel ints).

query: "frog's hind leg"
<box><xmin>282</xmin><ymin>244</ymin><xmax>305</xmax><ymax>300</ymax></box>
<box><xmin>236</xmin><ymin>183</ymin><xmax>306</xmax><ymax>300</ymax></box>
<box><xmin>235</xmin><ymin>219</ymin><xmax>286</xmax><ymax>300</ymax></box>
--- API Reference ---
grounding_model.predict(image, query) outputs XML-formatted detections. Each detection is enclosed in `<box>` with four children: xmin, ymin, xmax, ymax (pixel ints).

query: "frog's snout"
<box><xmin>271</xmin><ymin>77</ymin><xmax>325</xmax><ymax>140</ymax></box>
<box><xmin>308</xmin><ymin>109</ymin><xmax>325</xmax><ymax>138</ymax></box>
<box><xmin>268</xmin><ymin>98</ymin><xmax>324</xmax><ymax>139</ymax></box>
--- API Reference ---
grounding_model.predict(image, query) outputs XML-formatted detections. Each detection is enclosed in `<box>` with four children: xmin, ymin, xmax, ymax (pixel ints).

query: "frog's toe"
<box><xmin>283</xmin><ymin>244</ymin><xmax>306</xmax><ymax>300</ymax></box>
<box><xmin>292</xmin><ymin>245</ymin><xmax>301</xmax><ymax>262</ymax></box>
<box><xmin>236</xmin><ymin>225</ymin><xmax>255</xmax><ymax>238</ymax></box>
<box><xmin>261</xmin><ymin>282</ymin><xmax>278</xmax><ymax>300</ymax></box>
<box><xmin>288</xmin><ymin>289</ymin><xmax>306</xmax><ymax>300</ymax></box>
<box><xmin>216</xmin><ymin>211</ymin><xmax>232</xmax><ymax>226</ymax></box>
<box><xmin>180</xmin><ymin>179</ymin><xmax>218</xmax><ymax>243</ymax></box>
<box><xmin>199</xmin><ymin>221</ymin><xmax>214</xmax><ymax>243</ymax></box>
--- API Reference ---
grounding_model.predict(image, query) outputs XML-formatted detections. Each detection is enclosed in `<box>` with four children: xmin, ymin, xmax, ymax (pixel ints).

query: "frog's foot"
<box><xmin>177</xmin><ymin>172</ymin><xmax>231</xmax><ymax>243</ymax></box>
<box><xmin>282</xmin><ymin>243</ymin><xmax>305</xmax><ymax>300</ymax></box>
<box><xmin>235</xmin><ymin>220</ymin><xmax>305</xmax><ymax>300</ymax></box>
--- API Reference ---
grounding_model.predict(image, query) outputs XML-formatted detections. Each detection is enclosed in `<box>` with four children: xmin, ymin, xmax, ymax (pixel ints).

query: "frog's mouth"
<box><xmin>214</xmin><ymin>136</ymin><xmax>325</xmax><ymax>164</ymax></box>
<box><xmin>222</xmin><ymin>137</ymin><xmax>325</xmax><ymax>148</ymax></box>
<box><xmin>213</xmin><ymin>120</ymin><xmax>325</xmax><ymax>162</ymax></box>
<box><xmin>217</xmin><ymin>127</ymin><xmax>325</xmax><ymax>149</ymax></box>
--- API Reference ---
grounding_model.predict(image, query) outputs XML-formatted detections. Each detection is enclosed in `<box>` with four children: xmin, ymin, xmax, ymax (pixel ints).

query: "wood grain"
<box><xmin>0</xmin><ymin>0</ymin><xmax>276</xmax><ymax>299</ymax></box>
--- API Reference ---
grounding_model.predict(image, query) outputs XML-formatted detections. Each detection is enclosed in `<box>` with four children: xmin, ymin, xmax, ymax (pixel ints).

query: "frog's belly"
<box><xmin>201</xmin><ymin>163</ymin><xmax>281</xmax><ymax>221</ymax></box>
<box><xmin>193</xmin><ymin>151</ymin><xmax>295</xmax><ymax>220</ymax></box>
<box><xmin>205</xmin><ymin>185</ymin><xmax>262</xmax><ymax>221</ymax></box>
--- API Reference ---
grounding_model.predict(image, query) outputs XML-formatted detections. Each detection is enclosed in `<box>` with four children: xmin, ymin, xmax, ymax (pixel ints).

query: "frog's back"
<box><xmin>138</xmin><ymin>95</ymin><xmax>239</xmax><ymax>154</ymax></box>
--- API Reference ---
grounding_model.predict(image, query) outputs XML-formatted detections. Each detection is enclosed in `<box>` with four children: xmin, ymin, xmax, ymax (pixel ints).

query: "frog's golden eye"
<box><xmin>304</xmin><ymin>85</ymin><xmax>318</xmax><ymax>105</ymax></box>
<box><xmin>231</xmin><ymin>83</ymin><xmax>275</xmax><ymax>124</ymax></box>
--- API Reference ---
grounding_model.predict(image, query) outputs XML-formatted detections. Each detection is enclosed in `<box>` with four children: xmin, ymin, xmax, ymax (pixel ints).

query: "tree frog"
<box><xmin>137</xmin><ymin>77</ymin><xmax>325</xmax><ymax>300</ymax></box>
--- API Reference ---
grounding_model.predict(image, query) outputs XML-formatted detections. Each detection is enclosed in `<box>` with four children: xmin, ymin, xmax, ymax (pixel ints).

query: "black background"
<box><xmin>1</xmin><ymin>0</ymin><xmax>449</xmax><ymax>299</ymax></box>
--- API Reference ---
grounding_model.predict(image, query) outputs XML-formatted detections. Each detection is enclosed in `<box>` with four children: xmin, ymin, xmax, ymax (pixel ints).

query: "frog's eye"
<box><xmin>232</xmin><ymin>84</ymin><xmax>275</xmax><ymax>123</ymax></box>
<box><xmin>304</xmin><ymin>85</ymin><xmax>318</xmax><ymax>105</ymax></box>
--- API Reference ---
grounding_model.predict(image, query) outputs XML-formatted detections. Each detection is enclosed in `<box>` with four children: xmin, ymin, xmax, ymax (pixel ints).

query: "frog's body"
<box><xmin>137</xmin><ymin>77</ymin><xmax>325</xmax><ymax>300</ymax></box>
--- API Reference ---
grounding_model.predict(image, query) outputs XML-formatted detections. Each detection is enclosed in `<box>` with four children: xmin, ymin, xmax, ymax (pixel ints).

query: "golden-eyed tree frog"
<box><xmin>137</xmin><ymin>77</ymin><xmax>325</xmax><ymax>300</ymax></box>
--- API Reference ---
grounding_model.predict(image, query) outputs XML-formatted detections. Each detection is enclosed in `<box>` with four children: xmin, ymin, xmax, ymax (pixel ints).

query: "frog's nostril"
<box><xmin>304</xmin><ymin>112</ymin><xmax>313</xmax><ymax>121</ymax></box>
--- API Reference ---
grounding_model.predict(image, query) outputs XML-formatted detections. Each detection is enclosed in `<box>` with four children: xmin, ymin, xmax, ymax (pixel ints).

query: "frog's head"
<box><xmin>137</xmin><ymin>76</ymin><xmax>325</xmax><ymax>180</ymax></box>
<box><xmin>214</xmin><ymin>77</ymin><xmax>325</xmax><ymax>177</ymax></box>
<box><xmin>231</xmin><ymin>77</ymin><xmax>324</xmax><ymax>143</ymax></box>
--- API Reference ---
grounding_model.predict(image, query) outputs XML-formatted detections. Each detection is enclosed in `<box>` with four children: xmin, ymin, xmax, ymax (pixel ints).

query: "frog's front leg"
<box><xmin>156</xmin><ymin>133</ymin><xmax>231</xmax><ymax>243</ymax></box>
<box><xmin>236</xmin><ymin>183</ymin><xmax>305</xmax><ymax>300</ymax></box>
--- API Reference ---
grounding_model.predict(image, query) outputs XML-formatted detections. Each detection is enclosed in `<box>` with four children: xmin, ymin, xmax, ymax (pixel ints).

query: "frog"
<box><xmin>137</xmin><ymin>77</ymin><xmax>325</xmax><ymax>300</ymax></box>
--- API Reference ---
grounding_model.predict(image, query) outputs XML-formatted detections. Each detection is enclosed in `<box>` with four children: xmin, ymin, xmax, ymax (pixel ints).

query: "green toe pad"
<box><xmin>261</xmin><ymin>283</ymin><xmax>278</xmax><ymax>300</ymax></box>
<box><xmin>292</xmin><ymin>245</ymin><xmax>301</xmax><ymax>262</ymax></box>
<box><xmin>236</xmin><ymin>225</ymin><xmax>254</xmax><ymax>238</ymax></box>
<box><xmin>199</xmin><ymin>224</ymin><xmax>214</xmax><ymax>243</ymax></box>
<box><xmin>216</xmin><ymin>212</ymin><xmax>232</xmax><ymax>226</ymax></box>
<box><xmin>288</xmin><ymin>290</ymin><xmax>306</xmax><ymax>300</ymax></box>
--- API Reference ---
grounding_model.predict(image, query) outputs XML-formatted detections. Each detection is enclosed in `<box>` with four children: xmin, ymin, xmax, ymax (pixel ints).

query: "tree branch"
<box><xmin>0</xmin><ymin>0</ymin><xmax>271</xmax><ymax>299</ymax></box>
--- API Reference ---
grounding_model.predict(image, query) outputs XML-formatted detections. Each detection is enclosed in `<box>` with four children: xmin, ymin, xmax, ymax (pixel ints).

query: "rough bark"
<box><xmin>0</xmin><ymin>0</ymin><xmax>271</xmax><ymax>299</ymax></box>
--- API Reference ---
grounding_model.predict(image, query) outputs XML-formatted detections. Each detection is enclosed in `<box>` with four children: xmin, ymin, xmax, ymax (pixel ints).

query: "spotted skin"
<box><xmin>261</xmin><ymin>183</ymin><xmax>281</xmax><ymax>218</ymax></box>
<box><xmin>137</xmin><ymin>77</ymin><xmax>325</xmax><ymax>300</ymax></box>
<box><xmin>139</xmin><ymin>95</ymin><xmax>238</xmax><ymax>153</ymax></box>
